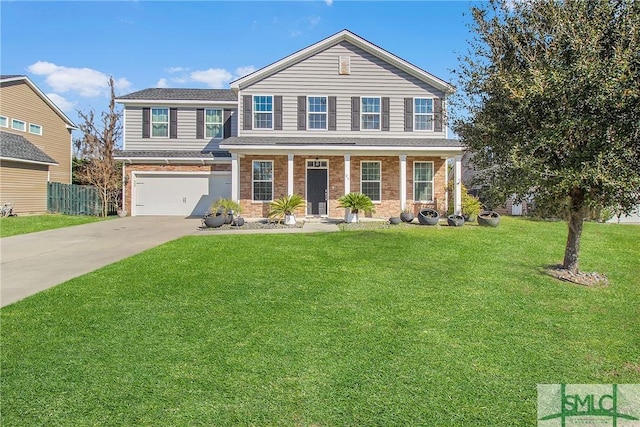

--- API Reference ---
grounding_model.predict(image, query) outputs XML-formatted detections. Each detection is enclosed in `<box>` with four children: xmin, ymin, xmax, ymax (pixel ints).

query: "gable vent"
<box><xmin>339</xmin><ymin>56</ymin><xmax>350</xmax><ymax>75</ymax></box>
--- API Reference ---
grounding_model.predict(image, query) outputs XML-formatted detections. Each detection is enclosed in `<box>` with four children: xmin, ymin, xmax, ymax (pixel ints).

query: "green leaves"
<box><xmin>337</xmin><ymin>192</ymin><xmax>376</xmax><ymax>215</ymax></box>
<box><xmin>267</xmin><ymin>194</ymin><xmax>306</xmax><ymax>223</ymax></box>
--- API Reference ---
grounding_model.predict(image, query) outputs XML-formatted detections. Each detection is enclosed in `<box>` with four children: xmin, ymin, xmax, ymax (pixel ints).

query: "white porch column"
<box><xmin>399</xmin><ymin>154</ymin><xmax>407</xmax><ymax>210</ymax></box>
<box><xmin>231</xmin><ymin>153</ymin><xmax>239</xmax><ymax>201</ymax></box>
<box><xmin>344</xmin><ymin>154</ymin><xmax>351</xmax><ymax>194</ymax></box>
<box><xmin>443</xmin><ymin>157</ymin><xmax>449</xmax><ymax>214</ymax></box>
<box><xmin>287</xmin><ymin>153</ymin><xmax>294</xmax><ymax>196</ymax></box>
<box><xmin>454</xmin><ymin>155</ymin><xmax>462</xmax><ymax>215</ymax></box>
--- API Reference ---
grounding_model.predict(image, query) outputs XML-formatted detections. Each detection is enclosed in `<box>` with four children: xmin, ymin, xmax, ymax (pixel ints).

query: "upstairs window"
<box><xmin>252</xmin><ymin>160</ymin><xmax>273</xmax><ymax>201</ymax></box>
<box><xmin>205</xmin><ymin>108</ymin><xmax>223</xmax><ymax>138</ymax></box>
<box><xmin>253</xmin><ymin>96</ymin><xmax>273</xmax><ymax>129</ymax></box>
<box><xmin>414</xmin><ymin>161</ymin><xmax>434</xmax><ymax>202</ymax></box>
<box><xmin>414</xmin><ymin>98</ymin><xmax>434</xmax><ymax>131</ymax></box>
<box><xmin>361</xmin><ymin>97</ymin><xmax>380</xmax><ymax>130</ymax></box>
<box><xmin>29</xmin><ymin>123</ymin><xmax>43</xmax><ymax>135</ymax></box>
<box><xmin>0</xmin><ymin>116</ymin><xmax>7</xmax><ymax>127</ymax></box>
<box><xmin>308</xmin><ymin>96</ymin><xmax>327</xmax><ymax>130</ymax></box>
<box><xmin>361</xmin><ymin>161</ymin><xmax>381</xmax><ymax>202</ymax></box>
<box><xmin>11</xmin><ymin>119</ymin><xmax>26</xmax><ymax>132</ymax></box>
<box><xmin>151</xmin><ymin>108</ymin><xmax>169</xmax><ymax>137</ymax></box>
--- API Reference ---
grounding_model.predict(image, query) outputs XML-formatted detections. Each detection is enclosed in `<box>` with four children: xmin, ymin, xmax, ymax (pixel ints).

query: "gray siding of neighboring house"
<box><xmin>123</xmin><ymin>105</ymin><xmax>238</xmax><ymax>151</ymax></box>
<box><xmin>238</xmin><ymin>41</ymin><xmax>447</xmax><ymax>138</ymax></box>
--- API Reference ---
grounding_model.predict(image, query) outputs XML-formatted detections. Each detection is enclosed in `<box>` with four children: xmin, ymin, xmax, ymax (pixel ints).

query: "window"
<box><xmin>308</xmin><ymin>96</ymin><xmax>327</xmax><ymax>130</ymax></box>
<box><xmin>29</xmin><ymin>123</ymin><xmax>43</xmax><ymax>135</ymax></box>
<box><xmin>361</xmin><ymin>161</ymin><xmax>381</xmax><ymax>202</ymax></box>
<box><xmin>151</xmin><ymin>108</ymin><xmax>169</xmax><ymax>137</ymax></box>
<box><xmin>414</xmin><ymin>162</ymin><xmax>434</xmax><ymax>202</ymax></box>
<box><xmin>11</xmin><ymin>119</ymin><xmax>26</xmax><ymax>132</ymax></box>
<box><xmin>252</xmin><ymin>160</ymin><xmax>273</xmax><ymax>201</ymax></box>
<box><xmin>205</xmin><ymin>108</ymin><xmax>223</xmax><ymax>138</ymax></box>
<box><xmin>253</xmin><ymin>96</ymin><xmax>273</xmax><ymax>129</ymax></box>
<box><xmin>361</xmin><ymin>97</ymin><xmax>380</xmax><ymax>130</ymax></box>
<box><xmin>0</xmin><ymin>116</ymin><xmax>7</xmax><ymax>127</ymax></box>
<box><xmin>414</xmin><ymin>98</ymin><xmax>434</xmax><ymax>131</ymax></box>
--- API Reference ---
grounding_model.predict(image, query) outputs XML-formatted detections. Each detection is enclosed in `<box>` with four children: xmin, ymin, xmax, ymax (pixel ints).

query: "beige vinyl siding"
<box><xmin>0</xmin><ymin>160</ymin><xmax>50</xmax><ymax>214</ymax></box>
<box><xmin>123</xmin><ymin>106</ymin><xmax>238</xmax><ymax>151</ymax></box>
<box><xmin>0</xmin><ymin>81</ymin><xmax>72</xmax><ymax>184</ymax></box>
<box><xmin>239</xmin><ymin>41</ymin><xmax>447</xmax><ymax>138</ymax></box>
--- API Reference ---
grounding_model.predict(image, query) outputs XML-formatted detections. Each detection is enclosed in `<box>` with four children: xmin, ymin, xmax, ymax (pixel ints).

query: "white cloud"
<box><xmin>46</xmin><ymin>93</ymin><xmax>75</xmax><ymax>113</ymax></box>
<box><xmin>190</xmin><ymin>68</ymin><xmax>233</xmax><ymax>88</ymax></box>
<box><xmin>234</xmin><ymin>66</ymin><xmax>256</xmax><ymax>78</ymax></box>
<box><xmin>166</xmin><ymin>67</ymin><xmax>188</xmax><ymax>73</ymax></box>
<box><xmin>324</xmin><ymin>0</ymin><xmax>333</xmax><ymax>5</ymax></box>
<box><xmin>27</xmin><ymin>61</ymin><xmax>131</xmax><ymax>97</ymax></box>
<box><xmin>156</xmin><ymin>78</ymin><xmax>169</xmax><ymax>88</ymax></box>
<box><xmin>308</xmin><ymin>16</ymin><xmax>321</xmax><ymax>27</ymax></box>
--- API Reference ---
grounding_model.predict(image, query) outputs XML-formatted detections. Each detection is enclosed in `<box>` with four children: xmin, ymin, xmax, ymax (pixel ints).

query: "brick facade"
<box><xmin>237</xmin><ymin>154</ymin><xmax>448</xmax><ymax>219</ymax></box>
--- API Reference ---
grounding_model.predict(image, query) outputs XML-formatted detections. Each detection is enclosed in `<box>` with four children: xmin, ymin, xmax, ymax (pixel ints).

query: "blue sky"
<box><xmin>1</xmin><ymin>1</ymin><xmax>477</xmax><ymax>126</ymax></box>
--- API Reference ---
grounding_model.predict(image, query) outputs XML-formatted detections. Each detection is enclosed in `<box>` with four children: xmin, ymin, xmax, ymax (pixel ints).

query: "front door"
<box><xmin>307</xmin><ymin>161</ymin><xmax>328</xmax><ymax>216</ymax></box>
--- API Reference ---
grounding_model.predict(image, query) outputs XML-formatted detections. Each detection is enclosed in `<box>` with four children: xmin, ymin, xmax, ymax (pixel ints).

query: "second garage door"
<box><xmin>134</xmin><ymin>172</ymin><xmax>231</xmax><ymax>216</ymax></box>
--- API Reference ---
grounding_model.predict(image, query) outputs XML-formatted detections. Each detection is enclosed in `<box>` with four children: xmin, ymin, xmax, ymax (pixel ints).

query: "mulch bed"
<box><xmin>545</xmin><ymin>264</ymin><xmax>609</xmax><ymax>287</ymax></box>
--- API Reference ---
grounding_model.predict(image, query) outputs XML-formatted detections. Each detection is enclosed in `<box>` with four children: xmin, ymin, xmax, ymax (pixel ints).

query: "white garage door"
<box><xmin>134</xmin><ymin>173</ymin><xmax>231</xmax><ymax>216</ymax></box>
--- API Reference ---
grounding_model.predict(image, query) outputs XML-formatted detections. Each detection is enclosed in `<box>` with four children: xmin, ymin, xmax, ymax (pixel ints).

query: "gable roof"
<box><xmin>230</xmin><ymin>29</ymin><xmax>455</xmax><ymax>94</ymax></box>
<box><xmin>0</xmin><ymin>75</ymin><xmax>77</xmax><ymax>130</ymax></box>
<box><xmin>0</xmin><ymin>130</ymin><xmax>58</xmax><ymax>165</ymax></box>
<box><xmin>116</xmin><ymin>88</ymin><xmax>237</xmax><ymax>104</ymax></box>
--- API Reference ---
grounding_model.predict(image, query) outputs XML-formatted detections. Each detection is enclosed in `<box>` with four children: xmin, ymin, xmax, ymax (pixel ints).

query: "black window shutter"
<box><xmin>328</xmin><ymin>96</ymin><xmax>337</xmax><ymax>131</ymax></box>
<box><xmin>243</xmin><ymin>95</ymin><xmax>252</xmax><ymax>130</ymax></box>
<box><xmin>351</xmin><ymin>97</ymin><xmax>360</xmax><ymax>131</ymax></box>
<box><xmin>142</xmin><ymin>108</ymin><xmax>150</xmax><ymax>138</ymax></box>
<box><xmin>274</xmin><ymin>96</ymin><xmax>283</xmax><ymax>130</ymax></box>
<box><xmin>381</xmin><ymin>97</ymin><xmax>390</xmax><ymax>131</ymax></box>
<box><xmin>169</xmin><ymin>108</ymin><xmax>178</xmax><ymax>138</ymax></box>
<box><xmin>297</xmin><ymin>96</ymin><xmax>307</xmax><ymax>130</ymax></box>
<box><xmin>196</xmin><ymin>108</ymin><xmax>204</xmax><ymax>139</ymax></box>
<box><xmin>404</xmin><ymin>98</ymin><xmax>413</xmax><ymax>131</ymax></box>
<box><xmin>223</xmin><ymin>109</ymin><xmax>232</xmax><ymax>138</ymax></box>
<box><xmin>434</xmin><ymin>98</ymin><xmax>443</xmax><ymax>132</ymax></box>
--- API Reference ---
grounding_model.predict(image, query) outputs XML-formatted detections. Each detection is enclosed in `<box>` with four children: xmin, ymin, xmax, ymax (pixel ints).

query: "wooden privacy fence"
<box><xmin>48</xmin><ymin>182</ymin><xmax>103</xmax><ymax>216</ymax></box>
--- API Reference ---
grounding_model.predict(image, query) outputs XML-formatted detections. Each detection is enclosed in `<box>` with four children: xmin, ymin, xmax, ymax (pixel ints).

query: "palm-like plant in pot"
<box><xmin>338</xmin><ymin>192</ymin><xmax>375</xmax><ymax>223</ymax></box>
<box><xmin>204</xmin><ymin>198</ymin><xmax>243</xmax><ymax>227</ymax></box>
<box><xmin>268</xmin><ymin>194</ymin><xmax>306</xmax><ymax>225</ymax></box>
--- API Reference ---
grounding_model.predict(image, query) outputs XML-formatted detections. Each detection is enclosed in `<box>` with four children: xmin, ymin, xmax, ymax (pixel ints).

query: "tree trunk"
<box><xmin>563</xmin><ymin>189</ymin><xmax>585</xmax><ymax>273</ymax></box>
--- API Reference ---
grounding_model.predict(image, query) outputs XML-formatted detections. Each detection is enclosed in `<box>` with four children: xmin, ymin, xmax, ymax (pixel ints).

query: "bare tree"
<box><xmin>74</xmin><ymin>77</ymin><xmax>122</xmax><ymax>217</ymax></box>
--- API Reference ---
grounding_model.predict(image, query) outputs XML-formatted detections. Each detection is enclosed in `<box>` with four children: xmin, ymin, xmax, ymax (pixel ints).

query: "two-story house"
<box><xmin>0</xmin><ymin>75</ymin><xmax>77</xmax><ymax>214</ymax></box>
<box><xmin>115</xmin><ymin>30</ymin><xmax>464</xmax><ymax>218</ymax></box>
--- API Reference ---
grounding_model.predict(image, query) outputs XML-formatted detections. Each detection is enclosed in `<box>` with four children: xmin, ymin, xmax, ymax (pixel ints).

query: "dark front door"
<box><xmin>307</xmin><ymin>168</ymin><xmax>328</xmax><ymax>215</ymax></box>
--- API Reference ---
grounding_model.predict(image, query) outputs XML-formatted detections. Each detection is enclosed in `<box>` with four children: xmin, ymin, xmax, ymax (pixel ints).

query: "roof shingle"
<box><xmin>117</xmin><ymin>88</ymin><xmax>237</xmax><ymax>102</ymax></box>
<box><xmin>0</xmin><ymin>131</ymin><xmax>58</xmax><ymax>164</ymax></box>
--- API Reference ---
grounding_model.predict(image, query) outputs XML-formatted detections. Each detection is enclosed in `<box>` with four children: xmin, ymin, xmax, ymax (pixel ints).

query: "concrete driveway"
<box><xmin>0</xmin><ymin>216</ymin><xmax>202</xmax><ymax>308</ymax></box>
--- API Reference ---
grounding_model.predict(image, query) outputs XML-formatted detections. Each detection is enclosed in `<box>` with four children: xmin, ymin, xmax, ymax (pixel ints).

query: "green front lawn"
<box><xmin>1</xmin><ymin>218</ymin><xmax>638</xmax><ymax>425</ymax></box>
<box><xmin>0</xmin><ymin>214</ymin><xmax>110</xmax><ymax>238</ymax></box>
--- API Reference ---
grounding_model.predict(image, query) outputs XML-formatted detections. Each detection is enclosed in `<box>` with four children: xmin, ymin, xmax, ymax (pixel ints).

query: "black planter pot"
<box><xmin>400</xmin><ymin>212</ymin><xmax>415</xmax><ymax>223</ymax></box>
<box><xmin>224</xmin><ymin>213</ymin><xmax>234</xmax><ymax>224</ymax></box>
<box><xmin>477</xmin><ymin>211</ymin><xmax>501</xmax><ymax>227</ymax></box>
<box><xmin>389</xmin><ymin>216</ymin><xmax>401</xmax><ymax>225</ymax></box>
<box><xmin>463</xmin><ymin>213</ymin><xmax>476</xmax><ymax>223</ymax></box>
<box><xmin>447</xmin><ymin>214</ymin><xmax>465</xmax><ymax>227</ymax></box>
<box><xmin>232</xmin><ymin>217</ymin><xmax>245</xmax><ymax>227</ymax></box>
<box><xmin>203</xmin><ymin>214</ymin><xmax>226</xmax><ymax>228</ymax></box>
<box><xmin>418</xmin><ymin>209</ymin><xmax>440</xmax><ymax>225</ymax></box>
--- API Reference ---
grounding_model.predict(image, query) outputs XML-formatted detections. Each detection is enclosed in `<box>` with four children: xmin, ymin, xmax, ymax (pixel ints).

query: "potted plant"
<box><xmin>268</xmin><ymin>194</ymin><xmax>306</xmax><ymax>225</ymax></box>
<box><xmin>400</xmin><ymin>207</ymin><xmax>415</xmax><ymax>223</ymax></box>
<box><xmin>462</xmin><ymin>191</ymin><xmax>482</xmax><ymax>223</ymax></box>
<box><xmin>418</xmin><ymin>208</ymin><xmax>440</xmax><ymax>225</ymax></box>
<box><xmin>447</xmin><ymin>214</ymin><xmax>465</xmax><ymax>227</ymax></box>
<box><xmin>477</xmin><ymin>211</ymin><xmax>501</xmax><ymax>227</ymax></box>
<box><xmin>338</xmin><ymin>192</ymin><xmax>375</xmax><ymax>223</ymax></box>
<box><xmin>204</xmin><ymin>198</ymin><xmax>243</xmax><ymax>228</ymax></box>
<box><xmin>389</xmin><ymin>216</ymin><xmax>401</xmax><ymax>225</ymax></box>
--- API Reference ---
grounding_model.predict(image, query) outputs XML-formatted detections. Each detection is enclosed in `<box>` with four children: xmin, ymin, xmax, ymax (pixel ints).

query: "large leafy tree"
<box><xmin>453</xmin><ymin>0</ymin><xmax>640</xmax><ymax>274</ymax></box>
<box><xmin>74</xmin><ymin>77</ymin><xmax>122</xmax><ymax>217</ymax></box>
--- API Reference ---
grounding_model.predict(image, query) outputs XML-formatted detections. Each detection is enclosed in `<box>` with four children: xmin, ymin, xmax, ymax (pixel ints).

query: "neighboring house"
<box><xmin>0</xmin><ymin>75</ymin><xmax>77</xmax><ymax>214</ymax></box>
<box><xmin>115</xmin><ymin>30</ymin><xmax>464</xmax><ymax>218</ymax></box>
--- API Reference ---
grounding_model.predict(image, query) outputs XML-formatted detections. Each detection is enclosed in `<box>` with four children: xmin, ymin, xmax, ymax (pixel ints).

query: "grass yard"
<box><xmin>0</xmin><ymin>214</ymin><xmax>110</xmax><ymax>238</ymax></box>
<box><xmin>1</xmin><ymin>218</ymin><xmax>639</xmax><ymax>426</ymax></box>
